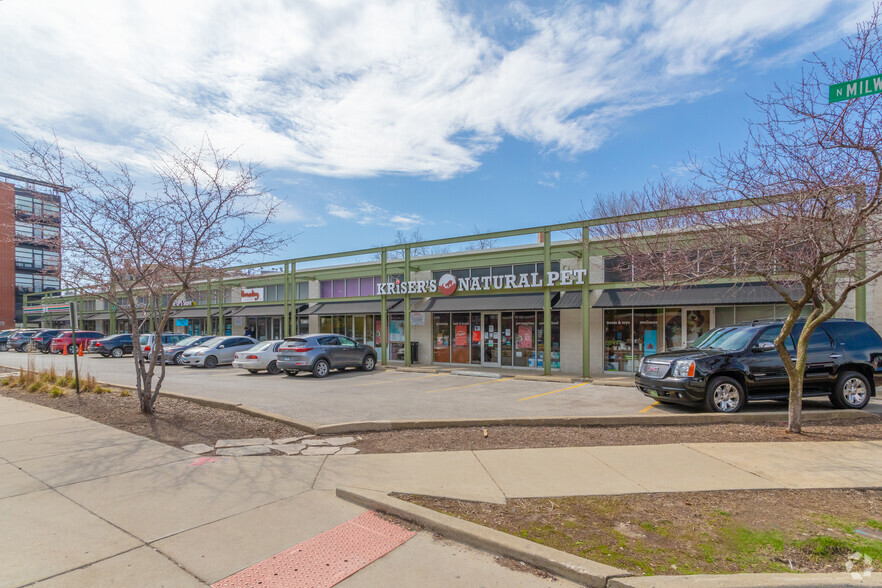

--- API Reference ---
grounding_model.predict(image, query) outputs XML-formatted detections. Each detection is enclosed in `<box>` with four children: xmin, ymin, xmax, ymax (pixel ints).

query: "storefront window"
<box><xmin>664</xmin><ymin>309</ymin><xmax>683</xmax><ymax>350</ymax></box>
<box><xmin>634</xmin><ymin>309</ymin><xmax>662</xmax><ymax>359</ymax></box>
<box><xmin>452</xmin><ymin>313</ymin><xmax>470</xmax><ymax>363</ymax></box>
<box><xmin>433</xmin><ymin>314</ymin><xmax>450</xmax><ymax>362</ymax></box>
<box><xmin>470</xmin><ymin>313</ymin><xmax>481</xmax><ymax>364</ymax></box>
<box><xmin>715</xmin><ymin>307</ymin><xmax>735</xmax><ymax>328</ymax></box>
<box><xmin>296</xmin><ymin>316</ymin><xmax>309</xmax><ymax>335</ymax></box>
<box><xmin>604</xmin><ymin>309</ymin><xmax>633</xmax><ymax>372</ymax></box>
<box><xmin>501</xmin><ymin>313</ymin><xmax>513</xmax><ymax>366</ymax></box>
<box><xmin>550</xmin><ymin>313</ymin><xmax>561</xmax><ymax>369</ymax></box>
<box><xmin>388</xmin><ymin>313</ymin><xmax>405</xmax><ymax>361</ymax></box>
<box><xmin>513</xmin><ymin>312</ymin><xmax>535</xmax><ymax>367</ymax></box>
<box><xmin>735</xmin><ymin>304</ymin><xmax>775</xmax><ymax>324</ymax></box>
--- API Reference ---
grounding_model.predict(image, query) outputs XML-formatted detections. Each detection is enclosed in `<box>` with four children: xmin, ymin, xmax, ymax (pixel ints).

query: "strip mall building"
<box><xmin>23</xmin><ymin>220</ymin><xmax>882</xmax><ymax>378</ymax></box>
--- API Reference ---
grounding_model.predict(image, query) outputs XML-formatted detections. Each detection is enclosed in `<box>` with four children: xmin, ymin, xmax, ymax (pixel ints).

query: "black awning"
<box><xmin>554</xmin><ymin>291</ymin><xmax>582</xmax><ymax>309</ymax></box>
<box><xmin>593</xmin><ymin>283</ymin><xmax>803</xmax><ymax>308</ymax></box>
<box><xmin>410</xmin><ymin>294</ymin><xmax>548</xmax><ymax>312</ymax></box>
<box><xmin>170</xmin><ymin>307</ymin><xmax>209</xmax><ymax>318</ymax></box>
<box><xmin>232</xmin><ymin>305</ymin><xmax>283</xmax><ymax>317</ymax></box>
<box><xmin>301</xmin><ymin>299</ymin><xmax>402</xmax><ymax>316</ymax></box>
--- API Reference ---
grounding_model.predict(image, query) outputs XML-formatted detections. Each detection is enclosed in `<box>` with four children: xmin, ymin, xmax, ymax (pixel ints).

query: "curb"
<box><xmin>336</xmin><ymin>486</ymin><xmax>631</xmax><ymax>587</ymax></box>
<box><xmin>608</xmin><ymin>572</ymin><xmax>882</xmax><ymax>586</ymax></box>
<box><xmin>514</xmin><ymin>374</ymin><xmax>583</xmax><ymax>383</ymax></box>
<box><xmin>312</xmin><ymin>409</ymin><xmax>873</xmax><ymax>435</ymax></box>
<box><xmin>450</xmin><ymin>369</ymin><xmax>502</xmax><ymax>378</ymax></box>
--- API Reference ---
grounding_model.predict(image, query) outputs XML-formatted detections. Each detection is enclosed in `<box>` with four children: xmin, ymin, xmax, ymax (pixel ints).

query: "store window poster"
<box><xmin>472</xmin><ymin>328</ymin><xmax>481</xmax><ymax>342</ymax></box>
<box><xmin>643</xmin><ymin>329</ymin><xmax>658</xmax><ymax>356</ymax></box>
<box><xmin>517</xmin><ymin>325</ymin><xmax>533</xmax><ymax>349</ymax></box>
<box><xmin>454</xmin><ymin>324</ymin><xmax>468</xmax><ymax>346</ymax></box>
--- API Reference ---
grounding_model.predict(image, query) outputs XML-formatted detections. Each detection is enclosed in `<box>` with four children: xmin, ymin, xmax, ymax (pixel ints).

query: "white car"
<box><xmin>232</xmin><ymin>340</ymin><xmax>284</xmax><ymax>374</ymax></box>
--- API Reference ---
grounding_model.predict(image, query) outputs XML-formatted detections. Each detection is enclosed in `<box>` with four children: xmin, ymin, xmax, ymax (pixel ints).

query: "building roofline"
<box><xmin>0</xmin><ymin>171</ymin><xmax>71</xmax><ymax>193</ymax></box>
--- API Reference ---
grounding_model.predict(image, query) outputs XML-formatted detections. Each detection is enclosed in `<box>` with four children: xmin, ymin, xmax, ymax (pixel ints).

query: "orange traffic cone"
<box><xmin>78</xmin><ymin>345</ymin><xmax>83</xmax><ymax>357</ymax></box>
<box><xmin>62</xmin><ymin>344</ymin><xmax>69</xmax><ymax>356</ymax></box>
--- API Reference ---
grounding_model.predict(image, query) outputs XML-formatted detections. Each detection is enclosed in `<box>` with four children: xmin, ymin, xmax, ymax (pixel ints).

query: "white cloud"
<box><xmin>0</xmin><ymin>0</ymin><xmax>862</xmax><ymax>178</ymax></box>
<box><xmin>327</xmin><ymin>201</ymin><xmax>425</xmax><ymax>229</ymax></box>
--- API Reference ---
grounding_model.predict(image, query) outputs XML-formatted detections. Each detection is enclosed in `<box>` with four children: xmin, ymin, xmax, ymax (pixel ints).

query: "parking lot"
<box><xmin>0</xmin><ymin>352</ymin><xmax>872</xmax><ymax>427</ymax></box>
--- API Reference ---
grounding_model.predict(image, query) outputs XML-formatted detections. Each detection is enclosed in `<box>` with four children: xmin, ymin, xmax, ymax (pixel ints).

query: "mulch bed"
<box><xmin>400</xmin><ymin>489</ymin><xmax>882</xmax><ymax>575</ymax></box>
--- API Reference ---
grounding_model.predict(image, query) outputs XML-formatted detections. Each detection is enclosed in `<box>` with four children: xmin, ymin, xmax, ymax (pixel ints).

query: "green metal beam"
<box><xmin>404</xmin><ymin>247</ymin><xmax>411</xmax><ymax>366</ymax></box>
<box><xmin>543</xmin><ymin>231</ymin><xmax>551</xmax><ymax>376</ymax></box>
<box><xmin>581</xmin><ymin>227</ymin><xmax>591</xmax><ymax>379</ymax></box>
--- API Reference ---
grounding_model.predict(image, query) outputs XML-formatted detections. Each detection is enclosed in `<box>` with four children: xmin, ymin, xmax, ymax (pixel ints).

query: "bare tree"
<box><xmin>370</xmin><ymin>229</ymin><xmax>449</xmax><ymax>261</ymax></box>
<box><xmin>462</xmin><ymin>225</ymin><xmax>498</xmax><ymax>251</ymax></box>
<box><xmin>10</xmin><ymin>134</ymin><xmax>281</xmax><ymax>414</ymax></box>
<box><xmin>591</xmin><ymin>7</ymin><xmax>882</xmax><ymax>432</ymax></box>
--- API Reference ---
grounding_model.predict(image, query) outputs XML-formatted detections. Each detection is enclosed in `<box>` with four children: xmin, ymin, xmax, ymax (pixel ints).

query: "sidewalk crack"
<box><xmin>471</xmin><ymin>451</ymin><xmax>508</xmax><ymax>502</ymax></box>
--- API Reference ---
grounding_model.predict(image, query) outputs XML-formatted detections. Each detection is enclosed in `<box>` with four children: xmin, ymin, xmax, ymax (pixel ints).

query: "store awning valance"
<box><xmin>170</xmin><ymin>307</ymin><xmax>210</xmax><ymax>318</ymax></box>
<box><xmin>82</xmin><ymin>312</ymin><xmax>111</xmax><ymax>321</ymax></box>
<box><xmin>554</xmin><ymin>291</ymin><xmax>582</xmax><ymax>309</ymax></box>
<box><xmin>300</xmin><ymin>299</ymin><xmax>402</xmax><ymax>316</ymax></box>
<box><xmin>592</xmin><ymin>283</ymin><xmax>803</xmax><ymax>308</ymax></box>
<box><xmin>231</xmin><ymin>304</ymin><xmax>307</xmax><ymax>317</ymax></box>
<box><xmin>410</xmin><ymin>294</ymin><xmax>548</xmax><ymax>313</ymax></box>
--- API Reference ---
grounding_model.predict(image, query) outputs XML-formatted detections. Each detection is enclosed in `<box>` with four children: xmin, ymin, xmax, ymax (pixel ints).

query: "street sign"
<box><xmin>68</xmin><ymin>301</ymin><xmax>77</xmax><ymax>326</ymax></box>
<box><xmin>829</xmin><ymin>73</ymin><xmax>882</xmax><ymax>103</ymax></box>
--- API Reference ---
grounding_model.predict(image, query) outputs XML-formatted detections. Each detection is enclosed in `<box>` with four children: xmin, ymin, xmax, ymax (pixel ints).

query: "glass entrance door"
<box><xmin>684</xmin><ymin>308</ymin><xmax>713</xmax><ymax>346</ymax></box>
<box><xmin>482</xmin><ymin>313</ymin><xmax>500</xmax><ymax>366</ymax></box>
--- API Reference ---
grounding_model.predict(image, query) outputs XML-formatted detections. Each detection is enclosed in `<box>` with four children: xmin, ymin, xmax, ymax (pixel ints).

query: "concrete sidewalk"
<box><xmin>3</xmin><ymin>394</ymin><xmax>882</xmax><ymax>587</ymax></box>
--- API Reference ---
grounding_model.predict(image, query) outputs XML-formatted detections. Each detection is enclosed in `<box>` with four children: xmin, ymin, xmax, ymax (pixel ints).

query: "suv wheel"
<box><xmin>361</xmin><ymin>355</ymin><xmax>376</xmax><ymax>372</ymax></box>
<box><xmin>0</xmin><ymin>343</ymin><xmax>6</xmax><ymax>352</ymax></box>
<box><xmin>16</xmin><ymin>344</ymin><xmax>27</xmax><ymax>353</ymax></box>
<box><xmin>313</xmin><ymin>359</ymin><xmax>330</xmax><ymax>378</ymax></box>
<box><xmin>110</xmin><ymin>347</ymin><xmax>124</xmax><ymax>358</ymax></box>
<box><xmin>832</xmin><ymin>371</ymin><xmax>870</xmax><ymax>410</ymax></box>
<box><xmin>204</xmin><ymin>355</ymin><xmax>218</xmax><ymax>368</ymax></box>
<box><xmin>705</xmin><ymin>376</ymin><xmax>746</xmax><ymax>413</ymax></box>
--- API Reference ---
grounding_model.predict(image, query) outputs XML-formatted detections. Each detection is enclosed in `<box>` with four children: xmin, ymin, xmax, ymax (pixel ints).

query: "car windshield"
<box><xmin>175</xmin><ymin>336</ymin><xmax>204</xmax><ymax>347</ymax></box>
<box><xmin>200</xmin><ymin>337</ymin><xmax>225</xmax><ymax>348</ymax></box>
<box><xmin>692</xmin><ymin>327</ymin><xmax>758</xmax><ymax>351</ymax></box>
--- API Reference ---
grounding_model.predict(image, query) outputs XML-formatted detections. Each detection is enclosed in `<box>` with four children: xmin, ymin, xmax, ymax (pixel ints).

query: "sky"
<box><xmin>0</xmin><ymin>0</ymin><xmax>872</xmax><ymax>265</ymax></box>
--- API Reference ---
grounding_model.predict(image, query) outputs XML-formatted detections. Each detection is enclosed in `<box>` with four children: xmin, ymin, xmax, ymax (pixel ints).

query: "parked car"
<box><xmin>181</xmin><ymin>336</ymin><xmax>258</xmax><ymax>368</ymax></box>
<box><xmin>138</xmin><ymin>333</ymin><xmax>188</xmax><ymax>356</ymax></box>
<box><xmin>29</xmin><ymin>330</ymin><xmax>63</xmax><ymax>353</ymax></box>
<box><xmin>232</xmin><ymin>340</ymin><xmax>285</xmax><ymax>374</ymax></box>
<box><xmin>635</xmin><ymin>319</ymin><xmax>882</xmax><ymax>413</ymax></box>
<box><xmin>153</xmin><ymin>335</ymin><xmax>215</xmax><ymax>365</ymax></box>
<box><xmin>0</xmin><ymin>329</ymin><xmax>18</xmax><ymax>352</ymax></box>
<box><xmin>8</xmin><ymin>330</ymin><xmax>39</xmax><ymax>352</ymax></box>
<box><xmin>48</xmin><ymin>331</ymin><xmax>105</xmax><ymax>354</ymax></box>
<box><xmin>93</xmin><ymin>334</ymin><xmax>135</xmax><ymax>358</ymax></box>
<box><xmin>277</xmin><ymin>333</ymin><xmax>377</xmax><ymax>378</ymax></box>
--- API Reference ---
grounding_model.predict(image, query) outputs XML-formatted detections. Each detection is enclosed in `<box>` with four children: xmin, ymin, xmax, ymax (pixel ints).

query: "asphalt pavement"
<box><xmin>0</xmin><ymin>352</ymin><xmax>866</xmax><ymax>427</ymax></box>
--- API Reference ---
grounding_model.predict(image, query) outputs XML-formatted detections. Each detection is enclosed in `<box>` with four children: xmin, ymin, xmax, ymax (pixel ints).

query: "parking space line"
<box><xmin>639</xmin><ymin>401</ymin><xmax>660</xmax><ymax>413</ymax></box>
<box><xmin>424</xmin><ymin>377</ymin><xmax>513</xmax><ymax>394</ymax></box>
<box><xmin>353</xmin><ymin>373</ymin><xmax>444</xmax><ymax>387</ymax></box>
<box><xmin>518</xmin><ymin>382</ymin><xmax>587</xmax><ymax>401</ymax></box>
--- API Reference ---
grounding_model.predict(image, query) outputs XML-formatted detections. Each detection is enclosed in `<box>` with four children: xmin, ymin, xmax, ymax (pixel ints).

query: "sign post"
<box><xmin>69</xmin><ymin>302</ymin><xmax>80</xmax><ymax>394</ymax></box>
<box><xmin>829</xmin><ymin>74</ymin><xmax>882</xmax><ymax>103</ymax></box>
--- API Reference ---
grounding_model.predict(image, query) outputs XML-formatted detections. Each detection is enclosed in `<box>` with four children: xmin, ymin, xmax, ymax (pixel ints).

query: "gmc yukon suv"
<box><xmin>634</xmin><ymin>319</ymin><xmax>882</xmax><ymax>413</ymax></box>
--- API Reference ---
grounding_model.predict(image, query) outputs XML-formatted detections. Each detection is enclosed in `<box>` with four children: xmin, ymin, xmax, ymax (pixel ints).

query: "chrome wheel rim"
<box><xmin>174</xmin><ymin>353</ymin><xmax>184</xmax><ymax>365</ymax></box>
<box><xmin>315</xmin><ymin>362</ymin><xmax>328</xmax><ymax>377</ymax></box>
<box><xmin>843</xmin><ymin>377</ymin><xmax>868</xmax><ymax>407</ymax></box>
<box><xmin>713</xmin><ymin>383</ymin><xmax>741</xmax><ymax>412</ymax></box>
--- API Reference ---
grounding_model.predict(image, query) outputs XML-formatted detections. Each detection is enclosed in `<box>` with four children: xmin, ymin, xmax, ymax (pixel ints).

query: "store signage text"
<box><xmin>240</xmin><ymin>287</ymin><xmax>264</xmax><ymax>302</ymax></box>
<box><xmin>376</xmin><ymin>270</ymin><xmax>588</xmax><ymax>296</ymax></box>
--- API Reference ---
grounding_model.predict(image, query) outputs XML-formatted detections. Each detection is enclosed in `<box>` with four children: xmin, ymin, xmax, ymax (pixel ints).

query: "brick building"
<box><xmin>0</xmin><ymin>172</ymin><xmax>64</xmax><ymax>327</ymax></box>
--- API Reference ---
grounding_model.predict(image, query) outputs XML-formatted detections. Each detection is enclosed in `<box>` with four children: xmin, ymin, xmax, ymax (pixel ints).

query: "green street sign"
<box><xmin>829</xmin><ymin>73</ymin><xmax>882</xmax><ymax>103</ymax></box>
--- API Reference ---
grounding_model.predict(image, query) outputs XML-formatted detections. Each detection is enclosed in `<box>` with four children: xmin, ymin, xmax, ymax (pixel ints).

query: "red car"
<box><xmin>49</xmin><ymin>331</ymin><xmax>105</xmax><ymax>354</ymax></box>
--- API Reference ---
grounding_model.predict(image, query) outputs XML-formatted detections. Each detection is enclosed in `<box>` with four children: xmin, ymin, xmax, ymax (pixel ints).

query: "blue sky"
<box><xmin>0</xmin><ymin>0</ymin><xmax>872</xmax><ymax>264</ymax></box>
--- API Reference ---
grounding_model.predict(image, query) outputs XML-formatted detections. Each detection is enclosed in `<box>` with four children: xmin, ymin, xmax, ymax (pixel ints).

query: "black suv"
<box><xmin>635</xmin><ymin>319</ymin><xmax>882</xmax><ymax>413</ymax></box>
<box><xmin>30</xmin><ymin>329</ymin><xmax>63</xmax><ymax>353</ymax></box>
<box><xmin>93</xmin><ymin>334</ymin><xmax>134</xmax><ymax>358</ymax></box>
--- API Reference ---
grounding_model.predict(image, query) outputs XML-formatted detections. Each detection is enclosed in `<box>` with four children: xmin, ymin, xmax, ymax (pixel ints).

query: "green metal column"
<box><xmin>581</xmin><ymin>227</ymin><xmax>591</xmax><ymax>379</ymax></box>
<box><xmin>205</xmin><ymin>279</ymin><xmax>213</xmax><ymax>335</ymax></box>
<box><xmin>380</xmin><ymin>249</ymin><xmax>387</xmax><ymax>365</ymax></box>
<box><xmin>290</xmin><ymin>263</ymin><xmax>297</xmax><ymax>337</ymax></box>
<box><xmin>76</xmin><ymin>294</ymin><xmax>84</xmax><ymax>330</ymax></box>
<box><xmin>543</xmin><ymin>230</ymin><xmax>551</xmax><ymax>376</ymax></box>
<box><xmin>217</xmin><ymin>280</ymin><xmax>224</xmax><ymax>335</ymax></box>
<box><xmin>404</xmin><ymin>246</ymin><xmax>411</xmax><ymax>366</ymax></box>
<box><xmin>109</xmin><ymin>303</ymin><xmax>116</xmax><ymax>333</ymax></box>
<box><xmin>282</xmin><ymin>262</ymin><xmax>290</xmax><ymax>338</ymax></box>
<box><xmin>21</xmin><ymin>293</ymin><xmax>28</xmax><ymax>328</ymax></box>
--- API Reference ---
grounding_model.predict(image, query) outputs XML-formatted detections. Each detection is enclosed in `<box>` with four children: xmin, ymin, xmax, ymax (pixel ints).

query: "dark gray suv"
<box><xmin>277</xmin><ymin>334</ymin><xmax>377</xmax><ymax>377</ymax></box>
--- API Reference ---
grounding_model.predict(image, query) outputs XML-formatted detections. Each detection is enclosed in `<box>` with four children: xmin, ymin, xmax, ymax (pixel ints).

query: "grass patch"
<box><xmin>48</xmin><ymin>386</ymin><xmax>65</xmax><ymax>398</ymax></box>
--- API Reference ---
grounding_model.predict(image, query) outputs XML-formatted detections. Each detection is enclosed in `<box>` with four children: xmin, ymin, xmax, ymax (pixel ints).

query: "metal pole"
<box><xmin>581</xmin><ymin>226</ymin><xmax>591</xmax><ymax>379</ymax></box>
<box><xmin>543</xmin><ymin>230</ymin><xmax>552</xmax><ymax>376</ymax></box>
<box><xmin>380</xmin><ymin>249</ymin><xmax>387</xmax><ymax>365</ymax></box>
<box><xmin>404</xmin><ymin>246</ymin><xmax>411</xmax><ymax>366</ymax></box>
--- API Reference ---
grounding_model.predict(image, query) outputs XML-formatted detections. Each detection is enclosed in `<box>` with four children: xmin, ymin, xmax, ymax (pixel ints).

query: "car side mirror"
<box><xmin>753</xmin><ymin>342</ymin><xmax>775</xmax><ymax>352</ymax></box>
<box><xmin>218</xmin><ymin>344</ymin><xmax>225</xmax><ymax>349</ymax></box>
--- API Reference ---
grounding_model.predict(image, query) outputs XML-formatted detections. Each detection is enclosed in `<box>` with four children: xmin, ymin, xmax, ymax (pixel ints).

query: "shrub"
<box><xmin>119</xmin><ymin>389</ymin><xmax>131</xmax><ymax>397</ymax></box>
<box><xmin>49</xmin><ymin>386</ymin><xmax>64</xmax><ymax>398</ymax></box>
<box><xmin>27</xmin><ymin>381</ymin><xmax>45</xmax><ymax>393</ymax></box>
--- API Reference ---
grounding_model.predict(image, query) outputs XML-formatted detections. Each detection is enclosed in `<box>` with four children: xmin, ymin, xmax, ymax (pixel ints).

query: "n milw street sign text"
<box><xmin>829</xmin><ymin>74</ymin><xmax>882</xmax><ymax>103</ymax></box>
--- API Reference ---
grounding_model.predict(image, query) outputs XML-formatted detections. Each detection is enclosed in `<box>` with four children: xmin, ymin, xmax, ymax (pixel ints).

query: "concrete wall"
<box><xmin>559</xmin><ymin>308</ymin><xmax>582</xmax><ymax>375</ymax></box>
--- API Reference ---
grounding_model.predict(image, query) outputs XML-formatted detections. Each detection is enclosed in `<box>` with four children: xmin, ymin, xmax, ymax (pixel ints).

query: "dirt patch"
<box><xmin>0</xmin><ymin>385</ymin><xmax>309</xmax><ymax>449</ymax></box>
<box><xmin>353</xmin><ymin>418</ymin><xmax>882</xmax><ymax>453</ymax></box>
<box><xmin>399</xmin><ymin>489</ymin><xmax>882</xmax><ymax>576</ymax></box>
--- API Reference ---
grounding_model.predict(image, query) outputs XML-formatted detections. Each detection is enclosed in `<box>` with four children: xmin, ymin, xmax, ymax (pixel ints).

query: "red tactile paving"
<box><xmin>211</xmin><ymin>511</ymin><xmax>415</xmax><ymax>588</ymax></box>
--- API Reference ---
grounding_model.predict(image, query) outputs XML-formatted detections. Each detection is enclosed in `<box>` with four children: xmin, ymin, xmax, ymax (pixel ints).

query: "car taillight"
<box><xmin>144</xmin><ymin>345</ymin><xmax>151</xmax><ymax>351</ymax></box>
<box><xmin>95</xmin><ymin>342</ymin><xmax>102</xmax><ymax>347</ymax></box>
<box><xmin>293</xmin><ymin>347</ymin><xmax>313</xmax><ymax>352</ymax></box>
<box><xmin>246</xmin><ymin>354</ymin><xmax>258</xmax><ymax>359</ymax></box>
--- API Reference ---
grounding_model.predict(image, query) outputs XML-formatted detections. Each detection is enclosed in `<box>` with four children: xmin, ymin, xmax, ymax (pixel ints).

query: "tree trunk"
<box><xmin>787</xmin><ymin>372</ymin><xmax>804</xmax><ymax>434</ymax></box>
